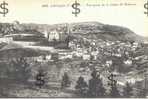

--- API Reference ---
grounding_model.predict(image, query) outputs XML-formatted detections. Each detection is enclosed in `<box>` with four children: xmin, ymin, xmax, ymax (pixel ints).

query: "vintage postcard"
<box><xmin>0</xmin><ymin>0</ymin><xmax>148</xmax><ymax>98</ymax></box>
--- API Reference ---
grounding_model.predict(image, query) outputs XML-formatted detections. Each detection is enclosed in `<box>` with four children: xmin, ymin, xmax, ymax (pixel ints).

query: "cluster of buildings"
<box><xmin>0</xmin><ymin>36</ymin><xmax>13</xmax><ymax>44</ymax></box>
<box><xmin>43</xmin><ymin>24</ymin><xmax>70</xmax><ymax>42</ymax></box>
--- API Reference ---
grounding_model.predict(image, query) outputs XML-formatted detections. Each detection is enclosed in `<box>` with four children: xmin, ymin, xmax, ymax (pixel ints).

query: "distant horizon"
<box><xmin>1</xmin><ymin>0</ymin><xmax>147</xmax><ymax>37</ymax></box>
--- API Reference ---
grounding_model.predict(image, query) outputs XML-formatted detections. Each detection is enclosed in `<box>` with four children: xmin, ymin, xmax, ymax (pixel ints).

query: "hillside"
<box><xmin>0</xmin><ymin>21</ymin><xmax>148</xmax><ymax>98</ymax></box>
<box><xmin>69</xmin><ymin>22</ymin><xmax>144</xmax><ymax>42</ymax></box>
<box><xmin>0</xmin><ymin>21</ymin><xmax>145</xmax><ymax>42</ymax></box>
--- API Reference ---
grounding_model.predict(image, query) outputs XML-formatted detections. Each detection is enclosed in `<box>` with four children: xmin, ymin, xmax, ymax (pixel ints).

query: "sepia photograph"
<box><xmin>0</xmin><ymin>0</ymin><xmax>148</xmax><ymax>98</ymax></box>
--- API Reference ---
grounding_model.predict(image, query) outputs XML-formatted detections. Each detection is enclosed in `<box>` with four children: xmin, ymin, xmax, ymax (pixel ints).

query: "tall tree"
<box><xmin>88</xmin><ymin>70</ymin><xmax>106</xmax><ymax>97</ymax></box>
<box><xmin>109</xmin><ymin>84</ymin><xmax>121</xmax><ymax>98</ymax></box>
<box><xmin>61</xmin><ymin>72</ymin><xmax>71</xmax><ymax>88</ymax></box>
<box><xmin>75</xmin><ymin>76</ymin><xmax>88</xmax><ymax>97</ymax></box>
<box><xmin>108</xmin><ymin>73</ymin><xmax>121</xmax><ymax>98</ymax></box>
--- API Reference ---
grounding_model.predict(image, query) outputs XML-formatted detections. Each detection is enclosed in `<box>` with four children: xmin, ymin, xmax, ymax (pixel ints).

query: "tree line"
<box><xmin>60</xmin><ymin>70</ymin><xmax>147</xmax><ymax>98</ymax></box>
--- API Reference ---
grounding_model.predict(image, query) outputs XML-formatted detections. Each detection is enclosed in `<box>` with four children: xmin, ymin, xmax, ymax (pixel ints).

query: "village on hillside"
<box><xmin>0</xmin><ymin>21</ymin><xmax>148</xmax><ymax>98</ymax></box>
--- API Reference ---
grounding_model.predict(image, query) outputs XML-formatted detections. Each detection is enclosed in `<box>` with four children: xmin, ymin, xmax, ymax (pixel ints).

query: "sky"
<box><xmin>0</xmin><ymin>0</ymin><xmax>148</xmax><ymax>37</ymax></box>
